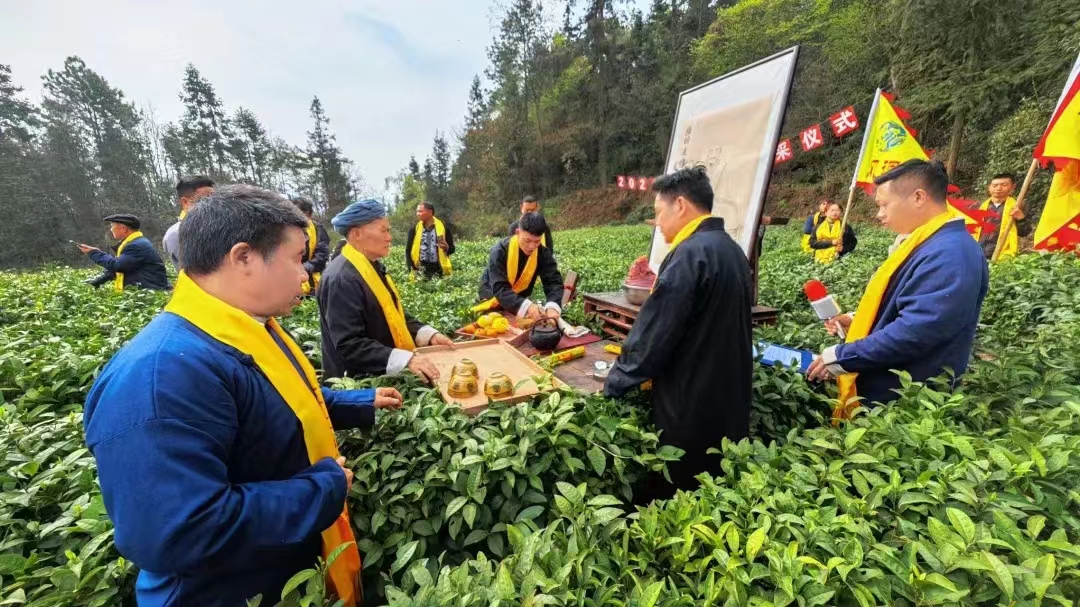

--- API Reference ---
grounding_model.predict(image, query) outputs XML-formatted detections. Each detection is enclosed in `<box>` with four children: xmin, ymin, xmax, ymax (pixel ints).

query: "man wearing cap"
<box><xmin>79</xmin><ymin>214</ymin><xmax>170</xmax><ymax>291</ymax></box>
<box><xmin>163</xmin><ymin>175</ymin><xmax>215</xmax><ymax>269</ymax></box>
<box><xmin>317</xmin><ymin>199</ymin><xmax>453</xmax><ymax>383</ymax></box>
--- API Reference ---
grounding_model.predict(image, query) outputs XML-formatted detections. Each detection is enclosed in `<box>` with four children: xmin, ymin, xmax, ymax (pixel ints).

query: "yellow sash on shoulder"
<box><xmin>341</xmin><ymin>244</ymin><xmax>416</xmax><ymax>351</ymax></box>
<box><xmin>164</xmin><ymin>272</ymin><xmax>362</xmax><ymax>606</ymax></box>
<box><xmin>113</xmin><ymin>231</ymin><xmax>144</xmax><ymax>293</ymax></box>
<box><xmin>972</xmin><ymin>197</ymin><xmax>1019</xmax><ymax>260</ymax></box>
<box><xmin>409</xmin><ymin>217</ymin><xmax>453</xmax><ymax>280</ymax></box>
<box><xmin>472</xmin><ymin>235</ymin><xmax>538</xmax><ymax>313</ymax></box>
<box><xmin>302</xmin><ymin>221</ymin><xmax>322</xmax><ymax>295</ymax></box>
<box><xmin>649</xmin><ymin>215</ymin><xmax>709</xmax><ymax>293</ymax></box>
<box><xmin>834</xmin><ymin>211</ymin><xmax>955</xmax><ymax>421</ymax></box>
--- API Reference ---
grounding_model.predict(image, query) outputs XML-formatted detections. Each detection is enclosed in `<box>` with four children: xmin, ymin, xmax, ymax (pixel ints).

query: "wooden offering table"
<box><xmin>583</xmin><ymin>292</ymin><xmax>778</xmax><ymax>340</ymax></box>
<box><xmin>549</xmin><ymin>340</ymin><xmax>619</xmax><ymax>394</ymax></box>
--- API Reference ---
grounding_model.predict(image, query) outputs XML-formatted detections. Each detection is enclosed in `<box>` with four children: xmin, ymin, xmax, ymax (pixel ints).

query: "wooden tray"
<box><xmin>454</xmin><ymin>312</ymin><xmax>530</xmax><ymax>347</ymax></box>
<box><xmin>415</xmin><ymin>340</ymin><xmax>565</xmax><ymax>415</ymax></box>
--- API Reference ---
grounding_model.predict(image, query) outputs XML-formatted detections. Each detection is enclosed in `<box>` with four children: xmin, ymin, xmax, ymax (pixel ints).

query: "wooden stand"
<box><xmin>583</xmin><ymin>292</ymin><xmax>778</xmax><ymax>340</ymax></box>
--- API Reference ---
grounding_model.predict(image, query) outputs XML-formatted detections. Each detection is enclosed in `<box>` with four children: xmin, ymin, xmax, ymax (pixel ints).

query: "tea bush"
<box><xmin>1</xmin><ymin>223</ymin><xmax>1078</xmax><ymax>606</ymax></box>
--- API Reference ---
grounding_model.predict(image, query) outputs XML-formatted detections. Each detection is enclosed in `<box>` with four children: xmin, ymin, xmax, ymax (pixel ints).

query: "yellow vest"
<box><xmin>471</xmin><ymin>235</ymin><xmax>538</xmax><ymax>313</ymax></box>
<box><xmin>301</xmin><ymin>221</ymin><xmax>322</xmax><ymax>295</ymax></box>
<box><xmin>813</xmin><ymin>220</ymin><xmax>843</xmax><ymax>264</ymax></box>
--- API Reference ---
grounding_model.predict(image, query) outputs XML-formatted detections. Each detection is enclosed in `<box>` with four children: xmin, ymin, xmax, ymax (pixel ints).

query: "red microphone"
<box><xmin>804</xmin><ymin>280</ymin><xmax>846</xmax><ymax>339</ymax></box>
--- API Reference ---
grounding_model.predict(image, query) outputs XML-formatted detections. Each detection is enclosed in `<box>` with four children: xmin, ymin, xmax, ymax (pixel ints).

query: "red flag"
<box><xmin>829</xmin><ymin>106</ymin><xmax>860</xmax><ymax>138</ymax></box>
<box><xmin>775</xmin><ymin>139</ymin><xmax>794</xmax><ymax>164</ymax></box>
<box><xmin>800</xmin><ymin>124</ymin><xmax>824</xmax><ymax>152</ymax></box>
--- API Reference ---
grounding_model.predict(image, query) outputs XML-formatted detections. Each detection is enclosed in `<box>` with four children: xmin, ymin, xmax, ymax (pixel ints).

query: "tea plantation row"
<box><xmin>1</xmin><ymin>224</ymin><xmax>1078</xmax><ymax>606</ymax></box>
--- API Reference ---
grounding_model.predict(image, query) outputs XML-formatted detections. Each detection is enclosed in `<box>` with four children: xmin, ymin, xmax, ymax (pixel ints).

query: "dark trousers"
<box><xmin>418</xmin><ymin>262</ymin><xmax>444</xmax><ymax>279</ymax></box>
<box><xmin>631</xmin><ymin>445</ymin><xmax>722</xmax><ymax>506</ymax></box>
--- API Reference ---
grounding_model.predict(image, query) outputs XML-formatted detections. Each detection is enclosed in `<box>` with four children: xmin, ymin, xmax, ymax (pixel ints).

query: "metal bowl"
<box><xmin>622</xmin><ymin>282</ymin><xmax>651</xmax><ymax>306</ymax></box>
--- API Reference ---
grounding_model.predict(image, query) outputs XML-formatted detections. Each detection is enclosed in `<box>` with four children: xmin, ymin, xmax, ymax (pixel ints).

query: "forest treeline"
<box><xmin>2</xmin><ymin>0</ymin><xmax>1079</xmax><ymax>267</ymax></box>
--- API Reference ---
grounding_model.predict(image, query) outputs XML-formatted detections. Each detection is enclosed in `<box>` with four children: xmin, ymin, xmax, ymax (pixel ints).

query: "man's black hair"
<box><xmin>419</xmin><ymin>201</ymin><xmax>435</xmax><ymax>213</ymax></box>
<box><xmin>291</xmin><ymin>196</ymin><xmax>315</xmax><ymax>216</ymax></box>
<box><xmin>652</xmin><ymin>165</ymin><xmax>713</xmax><ymax>213</ymax></box>
<box><xmin>180</xmin><ymin>185</ymin><xmax>309</xmax><ymax>275</ymax></box>
<box><xmin>873</xmin><ymin>159</ymin><xmax>949</xmax><ymax>203</ymax></box>
<box><xmin>518</xmin><ymin>212</ymin><xmax>548</xmax><ymax>237</ymax></box>
<box><xmin>521</xmin><ymin>196</ymin><xmax>538</xmax><ymax>205</ymax></box>
<box><xmin>176</xmin><ymin>175</ymin><xmax>215</xmax><ymax>200</ymax></box>
<box><xmin>991</xmin><ymin>172</ymin><xmax>1016</xmax><ymax>183</ymax></box>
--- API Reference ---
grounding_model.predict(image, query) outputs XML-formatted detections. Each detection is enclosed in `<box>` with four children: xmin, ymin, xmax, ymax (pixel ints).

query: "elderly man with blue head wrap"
<box><xmin>317</xmin><ymin>199</ymin><xmax>452</xmax><ymax>383</ymax></box>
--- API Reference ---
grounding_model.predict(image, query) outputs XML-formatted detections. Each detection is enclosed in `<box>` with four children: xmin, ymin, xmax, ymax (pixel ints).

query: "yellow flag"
<box><xmin>1034</xmin><ymin>52</ymin><xmax>1080</xmax><ymax>251</ymax></box>
<box><xmin>852</xmin><ymin>90</ymin><xmax>929</xmax><ymax>192</ymax></box>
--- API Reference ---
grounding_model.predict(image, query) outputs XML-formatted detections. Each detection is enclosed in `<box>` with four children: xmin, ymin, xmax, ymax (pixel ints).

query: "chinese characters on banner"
<box><xmin>775</xmin><ymin>139</ymin><xmax>794</xmax><ymax>164</ymax></box>
<box><xmin>800</xmin><ymin>124</ymin><xmax>824</xmax><ymax>152</ymax></box>
<box><xmin>773</xmin><ymin>103</ymin><xmax>862</xmax><ymax>166</ymax></box>
<box><xmin>615</xmin><ymin>175</ymin><xmax>657</xmax><ymax>191</ymax></box>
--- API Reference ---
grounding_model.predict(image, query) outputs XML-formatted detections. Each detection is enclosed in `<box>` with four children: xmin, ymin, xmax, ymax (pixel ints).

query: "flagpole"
<box><xmin>991</xmin><ymin>157</ymin><xmax>1040</xmax><ymax>262</ymax></box>
<box><xmin>841</xmin><ymin>89</ymin><xmax>882</xmax><ymax>235</ymax></box>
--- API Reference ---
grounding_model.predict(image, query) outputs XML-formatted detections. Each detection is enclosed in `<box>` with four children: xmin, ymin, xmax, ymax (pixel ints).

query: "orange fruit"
<box><xmin>462</xmin><ymin>325</ymin><xmax>476</xmax><ymax>335</ymax></box>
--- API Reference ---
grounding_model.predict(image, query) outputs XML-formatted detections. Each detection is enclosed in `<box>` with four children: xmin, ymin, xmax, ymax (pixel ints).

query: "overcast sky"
<box><xmin>0</xmin><ymin>0</ymin><xmax>509</xmax><ymax>197</ymax></box>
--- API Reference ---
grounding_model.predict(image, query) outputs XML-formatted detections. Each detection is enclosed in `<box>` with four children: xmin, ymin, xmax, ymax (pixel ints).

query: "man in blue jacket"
<box><xmin>79</xmin><ymin>214</ymin><xmax>170</xmax><ymax>291</ymax></box>
<box><xmin>807</xmin><ymin>160</ymin><xmax>988</xmax><ymax>411</ymax></box>
<box><xmin>84</xmin><ymin>185</ymin><xmax>403</xmax><ymax>606</ymax></box>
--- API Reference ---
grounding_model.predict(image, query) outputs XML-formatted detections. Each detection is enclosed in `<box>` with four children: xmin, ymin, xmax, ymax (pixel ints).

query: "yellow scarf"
<box><xmin>650</xmin><ymin>215</ymin><xmax>709</xmax><ymax>293</ymax></box>
<box><xmin>301</xmin><ymin>221</ymin><xmax>322</xmax><ymax>295</ymax></box>
<box><xmin>814</xmin><ymin>219</ymin><xmax>843</xmax><ymax>264</ymax></box>
<box><xmin>834</xmin><ymin>211</ymin><xmax>955</xmax><ymax>421</ymax></box>
<box><xmin>164</xmin><ymin>273</ymin><xmax>362</xmax><ymax>606</ymax></box>
<box><xmin>178</xmin><ymin>209</ymin><xmax>187</xmax><ymax>220</ymax></box>
<box><xmin>973</xmin><ymin>197</ymin><xmax>1019</xmax><ymax>260</ymax></box>
<box><xmin>341</xmin><ymin>244</ymin><xmax>416</xmax><ymax>350</ymax></box>
<box><xmin>801</xmin><ymin>212</ymin><xmax>822</xmax><ymax>253</ymax></box>
<box><xmin>113</xmin><ymin>230</ymin><xmax>144</xmax><ymax>293</ymax></box>
<box><xmin>471</xmin><ymin>235</ymin><xmax>538</xmax><ymax>313</ymax></box>
<box><xmin>409</xmin><ymin>217</ymin><xmax>453</xmax><ymax>280</ymax></box>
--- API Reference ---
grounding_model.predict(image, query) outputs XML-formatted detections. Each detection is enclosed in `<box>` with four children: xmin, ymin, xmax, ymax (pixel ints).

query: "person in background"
<box><xmin>84</xmin><ymin>185</ymin><xmax>402</xmax><ymax>606</ymax></box>
<box><xmin>477</xmin><ymin>212</ymin><xmax>564</xmax><ymax>320</ymax></box>
<box><xmin>163</xmin><ymin>175</ymin><xmax>215</xmax><ymax>269</ymax></box>
<box><xmin>318</xmin><ymin>200</ymin><xmax>453</xmax><ymax>383</ymax></box>
<box><xmin>808</xmin><ymin>201</ymin><xmax>857</xmax><ymax>263</ymax></box>
<box><xmin>605</xmin><ymin>166</ymin><xmax>753</xmax><ymax>504</ymax></box>
<box><xmin>291</xmin><ymin>197</ymin><xmax>330</xmax><ymax>296</ymax></box>
<box><xmin>508</xmin><ymin>195</ymin><xmax>554</xmax><ymax>252</ymax></box>
<box><xmin>807</xmin><ymin>160</ymin><xmax>988</xmax><ymax>416</ymax></box>
<box><xmin>80</xmin><ymin>214</ymin><xmax>170</xmax><ymax>291</ymax></box>
<box><xmin>405</xmin><ymin>201</ymin><xmax>455</xmax><ymax>279</ymax></box>
<box><xmin>968</xmin><ymin>172</ymin><xmax>1030</xmax><ymax>261</ymax></box>
<box><xmin>801</xmin><ymin>199</ymin><xmax>829</xmax><ymax>253</ymax></box>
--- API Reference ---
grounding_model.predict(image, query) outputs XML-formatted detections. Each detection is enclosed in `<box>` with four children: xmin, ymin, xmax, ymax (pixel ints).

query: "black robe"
<box><xmin>604</xmin><ymin>217</ymin><xmax>753</xmax><ymax>500</ymax></box>
<box><xmin>302</xmin><ymin>223</ymin><xmax>331</xmax><ymax>275</ymax></box>
<box><xmin>317</xmin><ymin>253</ymin><xmax>427</xmax><ymax>381</ymax></box>
<box><xmin>478</xmin><ymin>237</ymin><xmax>563</xmax><ymax>313</ymax></box>
<box><xmin>507</xmin><ymin>219</ymin><xmax>554</xmax><ymax>253</ymax></box>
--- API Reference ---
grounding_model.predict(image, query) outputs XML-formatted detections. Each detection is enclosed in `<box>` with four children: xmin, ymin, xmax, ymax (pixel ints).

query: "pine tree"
<box><xmin>306</xmin><ymin>96</ymin><xmax>353</xmax><ymax>216</ymax></box>
<box><xmin>178</xmin><ymin>64</ymin><xmax>232</xmax><ymax>178</ymax></box>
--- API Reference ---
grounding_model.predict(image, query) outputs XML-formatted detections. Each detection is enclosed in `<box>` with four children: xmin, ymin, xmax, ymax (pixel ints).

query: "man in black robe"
<box><xmin>291</xmin><ymin>197</ymin><xmax>330</xmax><ymax>295</ymax></box>
<box><xmin>317</xmin><ymin>200</ymin><xmax>452</xmax><ymax>383</ymax></box>
<box><xmin>507</xmin><ymin>196</ymin><xmax>554</xmax><ymax>253</ymax></box>
<box><xmin>477</xmin><ymin>212</ymin><xmax>564</xmax><ymax>320</ymax></box>
<box><xmin>79</xmin><ymin>214</ymin><xmax>170</xmax><ymax>291</ymax></box>
<box><xmin>604</xmin><ymin>166</ymin><xmax>753</xmax><ymax>504</ymax></box>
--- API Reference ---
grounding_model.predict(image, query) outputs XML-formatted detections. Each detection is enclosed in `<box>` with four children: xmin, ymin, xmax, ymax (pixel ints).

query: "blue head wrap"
<box><xmin>331</xmin><ymin>199</ymin><xmax>387</xmax><ymax>236</ymax></box>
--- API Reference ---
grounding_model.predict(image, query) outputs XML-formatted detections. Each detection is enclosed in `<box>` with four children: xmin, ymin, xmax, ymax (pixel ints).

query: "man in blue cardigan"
<box><xmin>80</xmin><ymin>214</ymin><xmax>170</xmax><ymax>291</ymax></box>
<box><xmin>807</xmin><ymin>160</ymin><xmax>988</xmax><ymax>406</ymax></box>
<box><xmin>84</xmin><ymin>186</ymin><xmax>404</xmax><ymax>606</ymax></box>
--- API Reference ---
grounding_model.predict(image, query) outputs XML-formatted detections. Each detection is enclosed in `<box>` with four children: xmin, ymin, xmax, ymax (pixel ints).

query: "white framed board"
<box><xmin>649</xmin><ymin>46</ymin><xmax>799</xmax><ymax>270</ymax></box>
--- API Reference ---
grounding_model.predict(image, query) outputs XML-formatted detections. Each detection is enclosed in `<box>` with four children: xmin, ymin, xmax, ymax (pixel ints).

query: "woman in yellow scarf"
<box><xmin>808</xmin><ymin>202</ymin><xmax>857</xmax><ymax>264</ymax></box>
